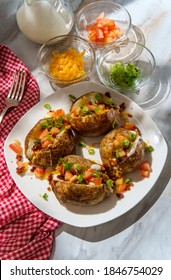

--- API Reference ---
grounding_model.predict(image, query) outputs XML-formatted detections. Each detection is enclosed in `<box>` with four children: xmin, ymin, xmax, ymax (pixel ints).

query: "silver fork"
<box><xmin>0</xmin><ymin>69</ymin><xmax>27</xmax><ymax>123</ymax></box>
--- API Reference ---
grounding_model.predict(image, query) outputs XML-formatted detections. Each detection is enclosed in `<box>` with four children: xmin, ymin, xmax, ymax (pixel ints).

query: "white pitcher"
<box><xmin>16</xmin><ymin>0</ymin><xmax>74</xmax><ymax>44</ymax></box>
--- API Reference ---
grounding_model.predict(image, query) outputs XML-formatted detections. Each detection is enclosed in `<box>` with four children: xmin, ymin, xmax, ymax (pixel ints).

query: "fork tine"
<box><xmin>7</xmin><ymin>71</ymin><xmax>18</xmax><ymax>99</ymax></box>
<box><xmin>15</xmin><ymin>70</ymin><xmax>27</xmax><ymax>101</ymax></box>
<box><xmin>10</xmin><ymin>70</ymin><xmax>20</xmax><ymax>99</ymax></box>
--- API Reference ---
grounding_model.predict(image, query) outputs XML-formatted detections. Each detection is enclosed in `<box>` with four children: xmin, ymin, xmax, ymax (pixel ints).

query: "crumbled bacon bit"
<box><xmin>105</xmin><ymin>92</ymin><xmax>111</xmax><ymax>98</ymax></box>
<box><xmin>16</xmin><ymin>154</ymin><xmax>22</xmax><ymax>161</ymax></box>
<box><xmin>119</xmin><ymin>102</ymin><xmax>126</xmax><ymax>112</ymax></box>
<box><xmin>57</xmin><ymin>174</ymin><xmax>64</xmax><ymax>180</ymax></box>
<box><xmin>16</xmin><ymin>166</ymin><xmax>25</xmax><ymax>174</ymax></box>
<box><xmin>30</xmin><ymin>166</ymin><xmax>36</xmax><ymax>172</ymax></box>
<box><xmin>116</xmin><ymin>193</ymin><xmax>124</xmax><ymax>199</ymax></box>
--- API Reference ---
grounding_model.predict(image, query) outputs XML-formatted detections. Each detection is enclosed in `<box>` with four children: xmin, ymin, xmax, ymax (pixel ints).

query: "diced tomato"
<box><xmin>9</xmin><ymin>142</ymin><xmax>23</xmax><ymax>155</ymax></box>
<box><xmin>50</xmin><ymin>127</ymin><xmax>60</xmax><ymax>135</ymax></box>
<box><xmin>86</xmin><ymin>104</ymin><xmax>97</xmax><ymax>111</ymax></box>
<box><xmin>139</xmin><ymin>161</ymin><xmax>152</xmax><ymax>178</ymax></box>
<box><xmin>44</xmin><ymin>166</ymin><xmax>54</xmax><ymax>180</ymax></box>
<box><xmin>115</xmin><ymin>177</ymin><xmax>127</xmax><ymax>194</ymax></box>
<box><xmin>139</xmin><ymin>161</ymin><xmax>152</xmax><ymax>172</ymax></box>
<box><xmin>115</xmin><ymin>177</ymin><xmax>124</xmax><ymax>186</ymax></box>
<box><xmin>41</xmin><ymin>140</ymin><xmax>52</xmax><ymax>148</ymax></box>
<box><xmin>60</xmin><ymin>163</ymin><xmax>65</xmax><ymax>176</ymax></box>
<box><xmin>83</xmin><ymin>169</ymin><xmax>95</xmax><ymax>181</ymax></box>
<box><xmin>98</xmin><ymin>104</ymin><xmax>105</xmax><ymax>110</ymax></box>
<box><xmin>16</xmin><ymin>160</ymin><xmax>24</xmax><ymax>168</ymax></box>
<box><xmin>115</xmin><ymin>183</ymin><xmax>127</xmax><ymax>194</ymax></box>
<box><xmin>86</xmin><ymin>12</ymin><xmax>122</xmax><ymax>43</ymax></box>
<box><xmin>90</xmin><ymin>177</ymin><xmax>102</xmax><ymax>185</ymax></box>
<box><xmin>39</xmin><ymin>128</ymin><xmax>49</xmax><ymax>140</ymax></box>
<box><xmin>34</xmin><ymin>167</ymin><xmax>45</xmax><ymax>178</ymax></box>
<box><xmin>64</xmin><ymin>170</ymin><xmax>73</xmax><ymax>181</ymax></box>
<box><xmin>123</xmin><ymin>122</ymin><xmax>136</xmax><ymax>130</ymax></box>
<box><xmin>140</xmin><ymin>170</ymin><xmax>150</xmax><ymax>178</ymax></box>
<box><xmin>63</xmin><ymin>120</ymin><xmax>70</xmax><ymax>126</ymax></box>
<box><xmin>118</xmin><ymin>150</ymin><xmax>126</xmax><ymax>157</ymax></box>
<box><xmin>72</xmin><ymin>107</ymin><xmax>80</xmax><ymax>117</ymax></box>
<box><xmin>111</xmin><ymin>158</ymin><xmax>117</xmax><ymax>165</ymax></box>
<box><xmin>56</xmin><ymin>109</ymin><xmax>65</xmax><ymax>116</ymax></box>
<box><xmin>47</xmin><ymin>109</ymin><xmax>65</xmax><ymax>118</ymax></box>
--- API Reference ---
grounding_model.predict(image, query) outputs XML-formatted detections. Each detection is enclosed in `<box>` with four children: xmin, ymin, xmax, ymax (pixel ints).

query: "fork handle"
<box><xmin>0</xmin><ymin>106</ymin><xmax>11</xmax><ymax>124</ymax></box>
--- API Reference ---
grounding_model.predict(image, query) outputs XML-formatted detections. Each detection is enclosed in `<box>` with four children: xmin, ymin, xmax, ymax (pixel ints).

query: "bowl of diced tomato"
<box><xmin>75</xmin><ymin>1</ymin><xmax>132</xmax><ymax>49</ymax></box>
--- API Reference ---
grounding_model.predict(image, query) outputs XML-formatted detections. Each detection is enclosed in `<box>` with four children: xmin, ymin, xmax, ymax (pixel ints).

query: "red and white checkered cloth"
<box><xmin>0</xmin><ymin>45</ymin><xmax>61</xmax><ymax>260</ymax></box>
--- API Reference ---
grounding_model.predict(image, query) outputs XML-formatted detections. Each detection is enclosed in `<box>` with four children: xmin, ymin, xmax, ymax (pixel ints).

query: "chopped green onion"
<box><xmin>60</xmin><ymin>126</ymin><xmax>65</xmax><ymax>132</ymax></box>
<box><xmin>125</xmin><ymin>178</ymin><xmax>131</xmax><ymax>184</ymax></box>
<box><xmin>122</xmin><ymin>139</ymin><xmax>130</xmax><ymax>148</ymax></box>
<box><xmin>58</xmin><ymin>158</ymin><xmax>64</xmax><ymax>164</ymax></box>
<box><xmin>110</xmin><ymin>62</ymin><xmax>140</xmax><ymax>88</ymax></box>
<box><xmin>34</xmin><ymin>138</ymin><xmax>41</xmax><ymax>143</ymax></box>
<box><xmin>106</xmin><ymin>179</ymin><xmax>114</xmax><ymax>187</ymax></box>
<box><xmin>92</xmin><ymin>171</ymin><xmax>101</xmax><ymax>178</ymax></box>
<box><xmin>112</xmin><ymin>121</ymin><xmax>117</xmax><ymax>129</ymax></box>
<box><xmin>44</xmin><ymin>104</ymin><xmax>51</xmax><ymax>110</ymax></box>
<box><xmin>94</xmin><ymin>107</ymin><xmax>101</xmax><ymax>112</ymax></box>
<box><xmin>145</xmin><ymin>145</ymin><xmax>154</xmax><ymax>152</ymax></box>
<box><xmin>83</xmin><ymin>107</ymin><xmax>91</xmax><ymax>114</ymax></box>
<box><xmin>78</xmin><ymin>141</ymin><xmax>87</xmax><ymax>148</ymax></box>
<box><xmin>105</xmin><ymin>98</ymin><xmax>115</xmax><ymax>107</ymax></box>
<box><xmin>57</xmin><ymin>116</ymin><xmax>64</xmax><ymax>124</ymax></box>
<box><xmin>69</xmin><ymin>94</ymin><xmax>76</xmax><ymax>100</ymax></box>
<box><xmin>129</xmin><ymin>132</ymin><xmax>136</xmax><ymax>141</ymax></box>
<box><xmin>95</xmin><ymin>94</ymin><xmax>103</xmax><ymax>102</ymax></box>
<box><xmin>42</xmin><ymin>193</ymin><xmax>48</xmax><ymax>200</ymax></box>
<box><xmin>88</xmin><ymin>148</ymin><xmax>95</xmax><ymax>155</ymax></box>
<box><xmin>64</xmin><ymin>162</ymin><xmax>73</xmax><ymax>171</ymax></box>
<box><xmin>115</xmin><ymin>151</ymin><xmax>120</xmax><ymax>158</ymax></box>
<box><xmin>77</xmin><ymin>174</ymin><xmax>84</xmax><ymax>183</ymax></box>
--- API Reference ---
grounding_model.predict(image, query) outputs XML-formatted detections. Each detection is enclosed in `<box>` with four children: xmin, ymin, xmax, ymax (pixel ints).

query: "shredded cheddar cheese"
<box><xmin>49</xmin><ymin>48</ymin><xmax>86</xmax><ymax>81</ymax></box>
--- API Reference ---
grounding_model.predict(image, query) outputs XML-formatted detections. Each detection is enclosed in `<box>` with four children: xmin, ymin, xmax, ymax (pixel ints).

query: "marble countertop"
<box><xmin>1</xmin><ymin>0</ymin><xmax>171</xmax><ymax>260</ymax></box>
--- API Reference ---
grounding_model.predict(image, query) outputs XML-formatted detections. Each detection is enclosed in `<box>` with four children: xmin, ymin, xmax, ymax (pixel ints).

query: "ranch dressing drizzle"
<box><xmin>127</xmin><ymin>134</ymin><xmax>141</xmax><ymax>157</ymax></box>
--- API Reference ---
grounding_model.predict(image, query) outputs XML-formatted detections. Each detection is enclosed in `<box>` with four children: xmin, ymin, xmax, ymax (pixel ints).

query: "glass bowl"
<box><xmin>96</xmin><ymin>40</ymin><xmax>156</xmax><ymax>93</ymax></box>
<box><xmin>75</xmin><ymin>1</ymin><xmax>132</xmax><ymax>49</ymax></box>
<box><xmin>37</xmin><ymin>35</ymin><xmax>95</xmax><ymax>89</ymax></box>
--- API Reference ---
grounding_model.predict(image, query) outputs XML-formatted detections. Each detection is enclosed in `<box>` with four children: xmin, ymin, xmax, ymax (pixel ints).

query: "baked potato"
<box><xmin>100</xmin><ymin>126</ymin><xmax>145</xmax><ymax>178</ymax></box>
<box><xmin>25</xmin><ymin>116</ymin><xmax>75</xmax><ymax>167</ymax></box>
<box><xmin>49</xmin><ymin>155</ymin><xmax>114</xmax><ymax>206</ymax></box>
<box><xmin>67</xmin><ymin>92</ymin><xmax>120</xmax><ymax>137</ymax></box>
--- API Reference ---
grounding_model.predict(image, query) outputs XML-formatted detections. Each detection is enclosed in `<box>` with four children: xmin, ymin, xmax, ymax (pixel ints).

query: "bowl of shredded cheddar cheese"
<box><xmin>38</xmin><ymin>35</ymin><xmax>95</xmax><ymax>89</ymax></box>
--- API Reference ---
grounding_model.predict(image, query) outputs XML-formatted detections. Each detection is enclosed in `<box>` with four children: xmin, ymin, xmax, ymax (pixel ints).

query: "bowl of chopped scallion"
<box><xmin>96</xmin><ymin>40</ymin><xmax>156</xmax><ymax>93</ymax></box>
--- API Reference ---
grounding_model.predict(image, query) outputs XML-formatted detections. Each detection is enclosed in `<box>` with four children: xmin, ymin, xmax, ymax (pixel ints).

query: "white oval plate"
<box><xmin>4</xmin><ymin>82</ymin><xmax>168</xmax><ymax>227</ymax></box>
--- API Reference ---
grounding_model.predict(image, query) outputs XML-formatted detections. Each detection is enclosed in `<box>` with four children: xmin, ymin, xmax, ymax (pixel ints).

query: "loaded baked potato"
<box><xmin>49</xmin><ymin>155</ymin><xmax>114</xmax><ymax>206</ymax></box>
<box><xmin>67</xmin><ymin>92</ymin><xmax>120</xmax><ymax>137</ymax></box>
<box><xmin>100</xmin><ymin>126</ymin><xmax>145</xmax><ymax>178</ymax></box>
<box><xmin>25</xmin><ymin>115</ymin><xmax>75</xmax><ymax>167</ymax></box>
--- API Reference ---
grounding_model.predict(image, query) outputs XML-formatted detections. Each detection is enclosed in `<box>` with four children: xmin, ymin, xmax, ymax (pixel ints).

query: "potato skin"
<box><xmin>25</xmin><ymin>118</ymin><xmax>75</xmax><ymax>167</ymax></box>
<box><xmin>100</xmin><ymin>127</ymin><xmax>145</xmax><ymax>177</ymax></box>
<box><xmin>49</xmin><ymin>155</ymin><xmax>113</xmax><ymax>206</ymax></box>
<box><xmin>68</xmin><ymin>92</ymin><xmax>120</xmax><ymax>137</ymax></box>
